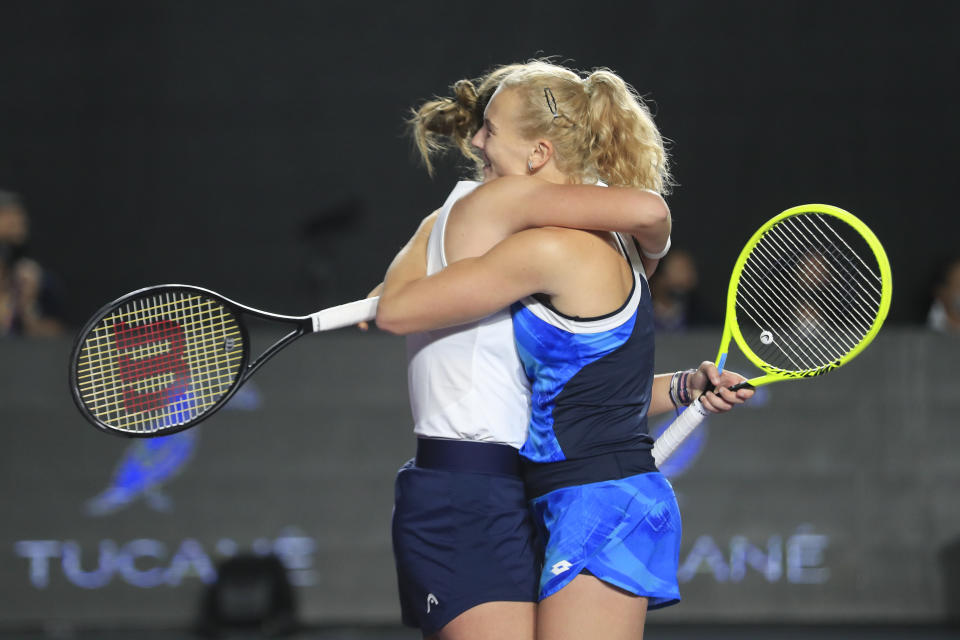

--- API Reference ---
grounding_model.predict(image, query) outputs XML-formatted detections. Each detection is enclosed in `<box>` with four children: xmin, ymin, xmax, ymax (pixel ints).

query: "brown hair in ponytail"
<box><xmin>407</xmin><ymin>63</ymin><xmax>529</xmax><ymax>178</ymax></box>
<box><xmin>408</xmin><ymin>79</ymin><xmax>481</xmax><ymax>177</ymax></box>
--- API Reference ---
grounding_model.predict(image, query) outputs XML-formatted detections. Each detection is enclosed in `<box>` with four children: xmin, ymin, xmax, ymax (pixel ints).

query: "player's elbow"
<box><xmin>632</xmin><ymin>190</ymin><xmax>670</xmax><ymax>233</ymax></box>
<box><xmin>375</xmin><ymin>299</ymin><xmax>416</xmax><ymax>335</ymax></box>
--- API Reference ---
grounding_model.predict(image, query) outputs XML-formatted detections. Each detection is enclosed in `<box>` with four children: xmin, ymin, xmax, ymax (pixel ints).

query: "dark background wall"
<box><xmin>1</xmin><ymin>0</ymin><xmax>957</xmax><ymax>327</ymax></box>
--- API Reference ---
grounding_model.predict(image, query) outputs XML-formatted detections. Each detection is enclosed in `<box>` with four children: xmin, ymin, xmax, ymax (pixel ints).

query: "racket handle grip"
<box><xmin>703</xmin><ymin>380</ymin><xmax>754</xmax><ymax>394</ymax></box>
<box><xmin>310</xmin><ymin>296</ymin><xmax>380</xmax><ymax>332</ymax></box>
<box><xmin>652</xmin><ymin>397</ymin><xmax>710</xmax><ymax>467</ymax></box>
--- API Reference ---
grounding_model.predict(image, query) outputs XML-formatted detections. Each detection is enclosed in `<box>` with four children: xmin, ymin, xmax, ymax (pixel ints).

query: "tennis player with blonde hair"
<box><xmin>382</xmin><ymin>60</ymin><xmax>752</xmax><ymax>640</ymax></box>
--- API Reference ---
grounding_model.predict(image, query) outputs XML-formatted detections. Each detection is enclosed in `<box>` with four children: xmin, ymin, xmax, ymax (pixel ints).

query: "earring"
<box><xmin>527</xmin><ymin>160</ymin><xmax>534</xmax><ymax>173</ymax></box>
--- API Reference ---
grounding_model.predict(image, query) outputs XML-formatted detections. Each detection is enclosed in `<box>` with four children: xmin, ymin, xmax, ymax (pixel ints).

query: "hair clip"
<box><xmin>543</xmin><ymin>87</ymin><xmax>560</xmax><ymax>119</ymax></box>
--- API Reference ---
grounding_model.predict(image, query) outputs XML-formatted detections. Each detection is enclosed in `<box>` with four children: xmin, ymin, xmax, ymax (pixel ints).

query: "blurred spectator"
<box><xmin>0</xmin><ymin>190</ymin><xmax>65</xmax><ymax>337</ymax></box>
<box><xmin>928</xmin><ymin>257</ymin><xmax>960</xmax><ymax>335</ymax></box>
<box><xmin>649</xmin><ymin>248</ymin><xmax>707</xmax><ymax>331</ymax></box>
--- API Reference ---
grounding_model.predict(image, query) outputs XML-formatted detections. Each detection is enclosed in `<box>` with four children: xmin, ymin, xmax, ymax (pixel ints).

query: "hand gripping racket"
<box><xmin>652</xmin><ymin>204</ymin><xmax>892</xmax><ymax>466</ymax></box>
<box><xmin>70</xmin><ymin>285</ymin><xmax>379</xmax><ymax>437</ymax></box>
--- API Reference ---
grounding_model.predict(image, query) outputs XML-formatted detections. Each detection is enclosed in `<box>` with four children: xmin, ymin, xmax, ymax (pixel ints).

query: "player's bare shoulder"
<box><xmin>445</xmin><ymin>182</ymin><xmax>517</xmax><ymax>262</ymax></box>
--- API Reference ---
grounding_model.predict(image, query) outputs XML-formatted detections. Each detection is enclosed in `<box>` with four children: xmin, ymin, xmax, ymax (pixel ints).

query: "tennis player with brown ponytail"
<box><xmin>382</xmin><ymin>60</ymin><xmax>752</xmax><ymax>640</ymax></box>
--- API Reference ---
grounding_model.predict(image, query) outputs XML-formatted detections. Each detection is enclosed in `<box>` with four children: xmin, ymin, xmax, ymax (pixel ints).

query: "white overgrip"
<box><xmin>652</xmin><ymin>397</ymin><xmax>710</xmax><ymax>466</ymax></box>
<box><xmin>310</xmin><ymin>296</ymin><xmax>380</xmax><ymax>332</ymax></box>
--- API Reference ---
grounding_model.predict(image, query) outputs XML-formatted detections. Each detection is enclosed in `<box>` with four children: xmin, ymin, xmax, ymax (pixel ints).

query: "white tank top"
<box><xmin>406</xmin><ymin>181</ymin><xmax>531</xmax><ymax>448</ymax></box>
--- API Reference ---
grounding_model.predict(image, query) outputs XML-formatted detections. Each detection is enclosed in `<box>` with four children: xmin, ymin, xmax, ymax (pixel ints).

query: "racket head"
<box><xmin>724</xmin><ymin>204</ymin><xmax>892</xmax><ymax>385</ymax></box>
<box><xmin>69</xmin><ymin>284</ymin><xmax>250</xmax><ymax>437</ymax></box>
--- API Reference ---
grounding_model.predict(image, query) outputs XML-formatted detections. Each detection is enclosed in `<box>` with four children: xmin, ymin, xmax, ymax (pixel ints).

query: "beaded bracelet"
<box><xmin>668</xmin><ymin>370</ymin><xmax>683</xmax><ymax>408</ymax></box>
<box><xmin>678</xmin><ymin>369</ymin><xmax>695</xmax><ymax>406</ymax></box>
<box><xmin>669</xmin><ymin>369</ymin><xmax>697</xmax><ymax>408</ymax></box>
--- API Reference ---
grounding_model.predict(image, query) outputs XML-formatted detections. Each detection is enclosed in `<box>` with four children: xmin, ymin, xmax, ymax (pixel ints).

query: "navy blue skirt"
<box><xmin>392</xmin><ymin>440</ymin><xmax>541</xmax><ymax>636</ymax></box>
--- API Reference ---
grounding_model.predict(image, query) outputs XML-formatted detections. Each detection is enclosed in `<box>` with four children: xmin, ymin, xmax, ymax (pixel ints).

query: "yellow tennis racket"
<box><xmin>652</xmin><ymin>204</ymin><xmax>892</xmax><ymax>465</ymax></box>
<box><xmin>70</xmin><ymin>285</ymin><xmax>379</xmax><ymax>437</ymax></box>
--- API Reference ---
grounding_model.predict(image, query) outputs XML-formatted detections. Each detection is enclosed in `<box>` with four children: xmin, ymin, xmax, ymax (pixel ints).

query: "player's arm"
<box><xmin>377</xmin><ymin>227</ymin><xmax>566</xmax><ymax>335</ymax></box>
<box><xmin>649</xmin><ymin>363</ymin><xmax>754</xmax><ymax>417</ymax></box>
<box><xmin>357</xmin><ymin>282</ymin><xmax>383</xmax><ymax>331</ymax></box>
<box><xmin>451</xmin><ymin>176</ymin><xmax>671</xmax><ymax>259</ymax></box>
<box><xmin>379</xmin><ymin>210</ymin><xmax>438</xmax><ymax>286</ymax></box>
<box><xmin>362</xmin><ymin>211</ymin><xmax>437</xmax><ymax>330</ymax></box>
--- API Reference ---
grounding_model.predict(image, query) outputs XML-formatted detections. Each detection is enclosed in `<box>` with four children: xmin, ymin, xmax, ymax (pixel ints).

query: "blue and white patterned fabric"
<box><xmin>512</xmin><ymin>231</ymin><xmax>681</xmax><ymax>605</ymax></box>
<box><xmin>513</xmin><ymin>232</ymin><xmax>658</xmax><ymax>496</ymax></box>
<box><xmin>531</xmin><ymin>471</ymin><xmax>681</xmax><ymax>605</ymax></box>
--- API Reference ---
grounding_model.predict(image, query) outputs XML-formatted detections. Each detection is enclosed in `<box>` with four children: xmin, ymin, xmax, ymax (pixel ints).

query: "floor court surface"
<box><xmin>0</xmin><ymin>624</ymin><xmax>957</xmax><ymax>639</ymax></box>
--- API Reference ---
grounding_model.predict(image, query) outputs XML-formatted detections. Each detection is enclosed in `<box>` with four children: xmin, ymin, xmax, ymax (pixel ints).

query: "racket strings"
<box><xmin>88</xmin><ymin>317</ymin><xmax>240</xmax><ymax>429</ymax></box>
<box><xmin>750</xmin><ymin>235</ymin><xmax>869</xmax><ymax>350</ymax></box>
<box><xmin>735</xmin><ymin>278</ymin><xmax>825</xmax><ymax>371</ymax></box>
<box><xmin>736</xmin><ymin>271</ymin><xmax>844</xmax><ymax>372</ymax></box>
<box><xmin>124</xmin><ymin>293</ymin><xmax>242</xmax><ymax>427</ymax></box>
<box><xmin>75</xmin><ymin>292</ymin><xmax>244</xmax><ymax>433</ymax></box>
<box><xmin>792</xmin><ymin>215</ymin><xmax>884</xmax><ymax>317</ymax></box>
<box><xmin>799</xmin><ymin>214</ymin><xmax>884</xmax><ymax>299</ymax></box>
<box><xmin>742</xmin><ymin>239</ymin><xmax>862</xmax><ymax>363</ymax></box>
<box><xmin>75</xmin><ymin>311</ymin><xmax>242</xmax><ymax>380</ymax></box>
<box><xmin>736</xmin><ymin>213</ymin><xmax>884</xmax><ymax>373</ymax></box>
<box><xmin>780</xmin><ymin>215</ymin><xmax>883</xmax><ymax>329</ymax></box>
<box><xmin>768</xmin><ymin>228</ymin><xmax>877</xmax><ymax>338</ymax></box>
<box><xmin>83</xmin><ymin>294</ymin><xmax>218</xmax><ymax>326</ymax></box>
<box><xmin>142</xmin><ymin>292</ymin><xmax>233</xmax><ymax>417</ymax></box>
<box><xmin>741</xmin><ymin>244</ymin><xmax>868</xmax><ymax>368</ymax></box>
<box><xmin>78</xmin><ymin>295</ymin><xmax>207</xmax><ymax>426</ymax></box>
<box><xmin>745</xmin><ymin>218</ymin><xmax>881</xmax><ymax>365</ymax></box>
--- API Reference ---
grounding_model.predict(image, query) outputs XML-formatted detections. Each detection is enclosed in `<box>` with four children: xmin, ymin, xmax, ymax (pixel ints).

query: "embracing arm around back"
<box><xmin>377</xmin><ymin>210</ymin><xmax>438</xmax><ymax>299</ymax></box>
<box><xmin>377</xmin><ymin>174</ymin><xmax>667</xmax><ymax>334</ymax></box>
<box><xmin>377</xmin><ymin>226</ymin><xmax>576</xmax><ymax>335</ymax></box>
<box><xmin>377</xmin><ymin>222</ymin><xmax>754</xmax><ymax>410</ymax></box>
<box><xmin>444</xmin><ymin>176</ymin><xmax>671</xmax><ymax>263</ymax></box>
<box><xmin>376</xmin><ymin>206</ymin><xmax>753</xmax><ymax>411</ymax></box>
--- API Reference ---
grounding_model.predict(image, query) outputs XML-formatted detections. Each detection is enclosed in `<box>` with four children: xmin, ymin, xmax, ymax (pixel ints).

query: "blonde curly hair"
<box><xmin>409</xmin><ymin>59</ymin><xmax>672</xmax><ymax>193</ymax></box>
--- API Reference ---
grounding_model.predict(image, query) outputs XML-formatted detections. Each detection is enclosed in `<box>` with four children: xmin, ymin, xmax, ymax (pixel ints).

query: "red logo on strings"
<box><xmin>114</xmin><ymin>320</ymin><xmax>190</xmax><ymax>413</ymax></box>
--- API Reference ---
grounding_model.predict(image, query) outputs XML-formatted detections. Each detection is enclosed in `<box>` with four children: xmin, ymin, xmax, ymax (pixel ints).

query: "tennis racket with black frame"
<box><xmin>652</xmin><ymin>204</ymin><xmax>892</xmax><ymax>466</ymax></box>
<box><xmin>70</xmin><ymin>285</ymin><xmax>379</xmax><ymax>437</ymax></box>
